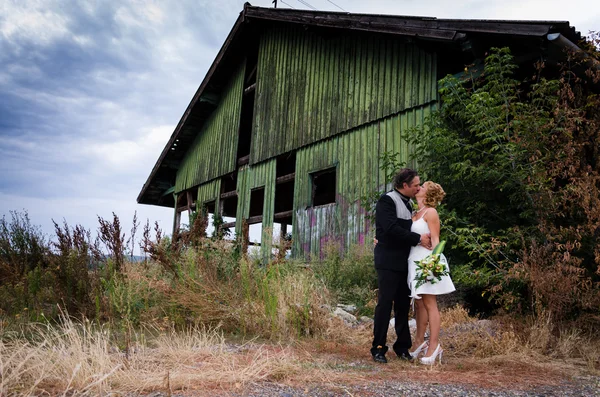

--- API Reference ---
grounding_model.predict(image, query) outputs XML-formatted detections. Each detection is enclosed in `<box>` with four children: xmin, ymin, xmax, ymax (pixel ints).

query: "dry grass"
<box><xmin>2</xmin><ymin>306</ymin><xmax>598</xmax><ymax>396</ymax></box>
<box><xmin>0</xmin><ymin>314</ymin><xmax>303</xmax><ymax>396</ymax></box>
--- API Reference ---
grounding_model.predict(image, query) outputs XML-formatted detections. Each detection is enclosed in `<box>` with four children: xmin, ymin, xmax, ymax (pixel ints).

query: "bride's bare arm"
<box><xmin>425</xmin><ymin>209</ymin><xmax>441</xmax><ymax>248</ymax></box>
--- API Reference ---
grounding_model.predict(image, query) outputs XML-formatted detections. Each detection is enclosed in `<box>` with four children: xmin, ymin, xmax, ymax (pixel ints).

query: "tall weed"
<box><xmin>312</xmin><ymin>242</ymin><xmax>376</xmax><ymax>315</ymax></box>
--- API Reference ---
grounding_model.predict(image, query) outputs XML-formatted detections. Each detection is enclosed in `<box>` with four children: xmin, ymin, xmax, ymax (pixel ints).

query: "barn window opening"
<box><xmin>237</xmin><ymin>47</ymin><xmax>258</xmax><ymax>164</ymax></box>
<box><xmin>248</xmin><ymin>223</ymin><xmax>262</xmax><ymax>256</ymax></box>
<box><xmin>204</xmin><ymin>200</ymin><xmax>216</xmax><ymax>215</ymax></box>
<box><xmin>236</xmin><ymin>93</ymin><xmax>253</xmax><ymax>162</ymax></box>
<box><xmin>203</xmin><ymin>200</ymin><xmax>216</xmax><ymax>236</ymax></box>
<box><xmin>221</xmin><ymin>173</ymin><xmax>238</xmax><ymax>219</ymax></box>
<box><xmin>221</xmin><ymin>173</ymin><xmax>237</xmax><ymax>193</ymax></box>
<box><xmin>174</xmin><ymin>190</ymin><xmax>197</xmax><ymax>232</ymax></box>
<box><xmin>276</xmin><ymin>152</ymin><xmax>296</xmax><ymax>177</ymax></box>
<box><xmin>272</xmin><ymin>222</ymin><xmax>292</xmax><ymax>259</ymax></box>
<box><xmin>274</xmin><ymin>180</ymin><xmax>294</xmax><ymax>220</ymax></box>
<box><xmin>311</xmin><ymin>167</ymin><xmax>336</xmax><ymax>206</ymax></box>
<box><xmin>222</xmin><ymin>216</ymin><xmax>236</xmax><ymax>240</ymax></box>
<box><xmin>222</xmin><ymin>196</ymin><xmax>238</xmax><ymax>218</ymax></box>
<box><xmin>249</xmin><ymin>187</ymin><xmax>265</xmax><ymax>218</ymax></box>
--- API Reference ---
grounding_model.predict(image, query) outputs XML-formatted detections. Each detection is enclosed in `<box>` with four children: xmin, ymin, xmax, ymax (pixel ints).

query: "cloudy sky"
<box><xmin>0</xmin><ymin>0</ymin><xmax>598</xmax><ymax>248</ymax></box>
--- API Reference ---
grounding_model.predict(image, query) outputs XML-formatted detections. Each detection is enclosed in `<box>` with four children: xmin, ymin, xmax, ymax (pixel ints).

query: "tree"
<box><xmin>405</xmin><ymin>43</ymin><xmax>600</xmax><ymax>325</ymax></box>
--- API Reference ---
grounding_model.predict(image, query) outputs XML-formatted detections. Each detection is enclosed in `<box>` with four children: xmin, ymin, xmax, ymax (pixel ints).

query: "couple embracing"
<box><xmin>371</xmin><ymin>168</ymin><xmax>455</xmax><ymax>365</ymax></box>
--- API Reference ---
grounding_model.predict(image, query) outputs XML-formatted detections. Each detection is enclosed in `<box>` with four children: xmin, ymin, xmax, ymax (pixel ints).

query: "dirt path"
<box><xmin>143</xmin><ymin>343</ymin><xmax>600</xmax><ymax>397</ymax></box>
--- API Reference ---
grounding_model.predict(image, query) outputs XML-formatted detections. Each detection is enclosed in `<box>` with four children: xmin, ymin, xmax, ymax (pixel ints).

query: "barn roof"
<box><xmin>137</xmin><ymin>3</ymin><xmax>583</xmax><ymax>207</ymax></box>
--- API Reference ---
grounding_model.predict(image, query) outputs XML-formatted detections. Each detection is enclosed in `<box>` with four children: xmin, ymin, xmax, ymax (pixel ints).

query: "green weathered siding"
<box><xmin>197</xmin><ymin>179</ymin><xmax>221</xmax><ymax>209</ymax></box>
<box><xmin>292</xmin><ymin>103</ymin><xmax>435</xmax><ymax>258</ymax></box>
<box><xmin>175</xmin><ymin>61</ymin><xmax>246</xmax><ymax>193</ymax></box>
<box><xmin>252</xmin><ymin>25</ymin><xmax>437</xmax><ymax>164</ymax></box>
<box><xmin>235</xmin><ymin>159</ymin><xmax>277</xmax><ymax>261</ymax></box>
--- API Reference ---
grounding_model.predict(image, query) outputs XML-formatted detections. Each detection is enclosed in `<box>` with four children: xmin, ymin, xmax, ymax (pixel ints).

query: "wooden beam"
<box><xmin>161</xmin><ymin>186</ymin><xmax>175</xmax><ymax>197</ymax></box>
<box><xmin>237</xmin><ymin>155</ymin><xmax>250</xmax><ymax>166</ymax></box>
<box><xmin>274</xmin><ymin>210</ymin><xmax>294</xmax><ymax>220</ymax></box>
<box><xmin>220</xmin><ymin>190</ymin><xmax>238</xmax><ymax>199</ymax></box>
<box><xmin>276</xmin><ymin>172</ymin><xmax>295</xmax><ymax>184</ymax></box>
<box><xmin>173</xmin><ymin>210</ymin><xmax>181</xmax><ymax>235</ymax></box>
<box><xmin>244</xmin><ymin>83</ymin><xmax>256</xmax><ymax>95</ymax></box>
<box><xmin>247</xmin><ymin>215</ymin><xmax>263</xmax><ymax>225</ymax></box>
<box><xmin>177</xmin><ymin>204</ymin><xmax>196</xmax><ymax>213</ymax></box>
<box><xmin>186</xmin><ymin>191</ymin><xmax>193</xmax><ymax>212</ymax></box>
<box><xmin>222</xmin><ymin>221</ymin><xmax>236</xmax><ymax>229</ymax></box>
<box><xmin>199</xmin><ymin>92</ymin><xmax>220</xmax><ymax>105</ymax></box>
<box><xmin>245</xmin><ymin>63</ymin><xmax>257</xmax><ymax>84</ymax></box>
<box><xmin>241</xmin><ymin>210</ymin><xmax>293</xmax><ymax>226</ymax></box>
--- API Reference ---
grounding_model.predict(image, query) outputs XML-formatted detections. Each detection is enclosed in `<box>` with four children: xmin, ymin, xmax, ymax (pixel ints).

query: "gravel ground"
<box><xmin>227</xmin><ymin>377</ymin><xmax>600</xmax><ymax>397</ymax></box>
<box><xmin>141</xmin><ymin>375</ymin><xmax>600</xmax><ymax>396</ymax></box>
<box><xmin>228</xmin><ymin>380</ymin><xmax>600</xmax><ymax>397</ymax></box>
<box><xmin>143</xmin><ymin>377</ymin><xmax>599</xmax><ymax>397</ymax></box>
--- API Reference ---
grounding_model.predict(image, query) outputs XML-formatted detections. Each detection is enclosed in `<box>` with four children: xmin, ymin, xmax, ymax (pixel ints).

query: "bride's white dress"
<box><xmin>407</xmin><ymin>214</ymin><xmax>456</xmax><ymax>299</ymax></box>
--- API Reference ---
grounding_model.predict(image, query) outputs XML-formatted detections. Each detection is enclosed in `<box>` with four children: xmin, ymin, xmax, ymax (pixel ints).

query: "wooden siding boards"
<box><xmin>292</xmin><ymin>103</ymin><xmax>435</xmax><ymax>258</ymax></box>
<box><xmin>252</xmin><ymin>25</ymin><xmax>437</xmax><ymax>165</ymax></box>
<box><xmin>235</xmin><ymin>159</ymin><xmax>277</xmax><ymax>262</ymax></box>
<box><xmin>175</xmin><ymin>61</ymin><xmax>246</xmax><ymax>193</ymax></box>
<box><xmin>197</xmin><ymin>179</ymin><xmax>221</xmax><ymax>209</ymax></box>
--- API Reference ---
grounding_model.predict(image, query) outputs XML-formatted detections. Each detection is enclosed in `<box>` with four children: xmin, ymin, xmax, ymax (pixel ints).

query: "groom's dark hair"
<box><xmin>393</xmin><ymin>168</ymin><xmax>418</xmax><ymax>189</ymax></box>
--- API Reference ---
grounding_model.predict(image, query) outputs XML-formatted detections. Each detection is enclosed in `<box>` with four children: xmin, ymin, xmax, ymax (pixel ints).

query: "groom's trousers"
<box><xmin>372</xmin><ymin>269</ymin><xmax>412</xmax><ymax>353</ymax></box>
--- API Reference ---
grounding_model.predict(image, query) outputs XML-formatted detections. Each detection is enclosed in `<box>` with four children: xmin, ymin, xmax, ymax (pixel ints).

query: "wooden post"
<box><xmin>186</xmin><ymin>190</ymin><xmax>194</xmax><ymax>225</ymax></box>
<box><xmin>172</xmin><ymin>193</ymin><xmax>181</xmax><ymax>236</ymax></box>
<box><xmin>280</xmin><ymin>223</ymin><xmax>287</xmax><ymax>241</ymax></box>
<box><xmin>242</xmin><ymin>219</ymin><xmax>249</xmax><ymax>257</ymax></box>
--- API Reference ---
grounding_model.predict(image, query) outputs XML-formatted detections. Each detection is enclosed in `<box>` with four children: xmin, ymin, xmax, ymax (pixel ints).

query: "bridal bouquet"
<box><xmin>414</xmin><ymin>240</ymin><xmax>449</xmax><ymax>289</ymax></box>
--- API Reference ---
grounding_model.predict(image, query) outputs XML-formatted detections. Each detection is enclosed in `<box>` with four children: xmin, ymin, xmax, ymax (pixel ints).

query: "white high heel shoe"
<box><xmin>409</xmin><ymin>341</ymin><xmax>428</xmax><ymax>359</ymax></box>
<box><xmin>419</xmin><ymin>344</ymin><xmax>443</xmax><ymax>365</ymax></box>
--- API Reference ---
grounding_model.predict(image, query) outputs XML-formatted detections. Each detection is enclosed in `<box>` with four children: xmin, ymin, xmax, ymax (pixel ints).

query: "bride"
<box><xmin>407</xmin><ymin>181</ymin><xmax>455</xmax><ymax>365</ymax></box>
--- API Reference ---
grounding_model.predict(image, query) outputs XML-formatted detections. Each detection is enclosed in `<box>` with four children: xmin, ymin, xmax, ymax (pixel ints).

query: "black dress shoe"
<box><xmin>371</xmin><ymin>345</ymin><xmax>388</xmax><ymax>363</ymax></box>
<box><xmin>395</xmin><ymin>349</ymin><xmax>414</xmax><ymax>361</ymax></box>
<box><xmin>372</xmin><ymin>351</ymin><xmax>388</xmax><ymax>363</ymax></box>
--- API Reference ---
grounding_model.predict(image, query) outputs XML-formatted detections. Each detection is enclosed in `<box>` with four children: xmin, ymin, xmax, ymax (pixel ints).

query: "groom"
<box><xmin>371</xmin><ymin>168</ymin><xmax>431</xmax><ymax>363</ymax></box>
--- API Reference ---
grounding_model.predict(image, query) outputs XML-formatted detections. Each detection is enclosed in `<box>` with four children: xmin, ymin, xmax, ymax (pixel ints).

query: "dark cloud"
<box><xmin>1</xmin><ymin>0</ymin><xmax>595</xmax><ymax>243</ymax></box>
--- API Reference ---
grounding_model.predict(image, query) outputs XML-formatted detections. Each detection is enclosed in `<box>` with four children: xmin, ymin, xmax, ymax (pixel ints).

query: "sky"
<box><xmin>0</xmin><ymin>0</ymin><xmax>598</xmax><ymax>250</ymax></box>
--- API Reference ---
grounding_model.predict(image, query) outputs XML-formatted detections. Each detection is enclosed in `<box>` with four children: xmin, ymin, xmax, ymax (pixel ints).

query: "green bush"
<box><xmin>404</xmin><ymin>45</ymin><xmax>600</xmax><ymax>323</ymax></box>
<box><xmin>312</xmin><ymin>243</ymin><xmax>376</xmax><ymax>315</ymax></box>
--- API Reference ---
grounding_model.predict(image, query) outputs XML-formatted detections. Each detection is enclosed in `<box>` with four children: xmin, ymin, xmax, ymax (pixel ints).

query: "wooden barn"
<box><xmin>137</xmin><ymin>4</ymin><xmax>582</xmax><ymax>260</ymax></box>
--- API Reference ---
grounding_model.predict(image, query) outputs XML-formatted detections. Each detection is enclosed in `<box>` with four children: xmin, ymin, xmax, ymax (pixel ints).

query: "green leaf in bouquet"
<box><xmin>432</xmin><ymin>240</ymin><xmax>446</xmax><ymax>256</ymax></box>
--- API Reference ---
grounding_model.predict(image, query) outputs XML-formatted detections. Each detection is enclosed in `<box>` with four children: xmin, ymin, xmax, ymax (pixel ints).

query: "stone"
<box><xmin>333</xmin><ymin>307</ymin><xmax>358</xmax><ymax>324</ymax></box>
<box><xmin>359</xmin><ymin>316</ymin><xmax>374</xmax><ymax>324</ymax></box>
<box><xmin>336</xmin><ymin>303</ymin><xmax>358</xmax><ymax>313</ymax></box>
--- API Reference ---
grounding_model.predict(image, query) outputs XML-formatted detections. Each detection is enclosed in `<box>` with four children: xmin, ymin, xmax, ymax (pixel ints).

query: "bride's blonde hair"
<box><xmin>423</xmin><ymin>181</ymin><xmax>445</xmax><ymax>208</ymax></box>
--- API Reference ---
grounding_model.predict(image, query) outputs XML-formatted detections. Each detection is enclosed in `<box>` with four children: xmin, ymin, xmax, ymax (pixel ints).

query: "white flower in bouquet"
<box><xmin>414</xmin><ymin>240</ymin><xmax>449</xmax><ymax>289</ymax></box>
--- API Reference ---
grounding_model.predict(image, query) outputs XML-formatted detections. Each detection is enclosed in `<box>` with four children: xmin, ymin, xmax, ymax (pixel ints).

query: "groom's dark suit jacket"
<box><xmin>374</xmin><ymin>190</ymin><xmax>421</xmax><ymax>272</ymax></box>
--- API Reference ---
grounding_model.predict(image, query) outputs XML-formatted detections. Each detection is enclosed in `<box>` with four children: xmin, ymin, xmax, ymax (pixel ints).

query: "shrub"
<box><xmin>403</xmin><ymin>44</ymin><xmax>600</xmax><ymax>325</ymax></box>
<box><xmin>312</xmin><ymin>242</ymin><xmax>376</xmax><ymax>315</ymax></box>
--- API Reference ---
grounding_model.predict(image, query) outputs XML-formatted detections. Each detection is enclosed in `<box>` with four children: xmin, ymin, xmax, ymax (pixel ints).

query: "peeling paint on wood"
<box><xmin>197</xmin><ymin>179</ymin><xmax>221</xmax><ymax>209</ymax></box>
<box><xmin>252</xmin><ymin>25</ymin><xmax>437</xmax><ymax>165</ymax></box>
<box><xmin>175</xmin><ymin>61</ymin><xmax>246</xmax><ymax>193</ymax></box>
<box><xmin>292</xmin><ymin>104</ymin><xmax>436</xmax><ymax>258</ymax></box>
<box><xmin>235</xmin><ymin>159</ymin><xmax>277</xmax><ymax>261</ymax></box>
